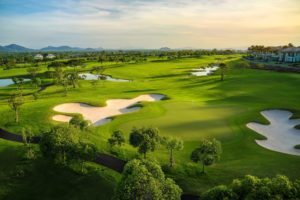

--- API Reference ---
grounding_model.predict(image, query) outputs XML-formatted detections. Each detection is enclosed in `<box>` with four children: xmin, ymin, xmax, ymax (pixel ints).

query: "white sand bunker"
<box><xmin>52</xmin><ymin>94</ymin><xmax>165</xmax><ymax>126</ymax></box>
<box><xmin>247</xmin><ymin>110</ymin><xmax>300</xmax><ymax>156</ymax></box>
<box><xmin>191</xmin><ymin>65</ymin><xmax>219</xmax><ymax>76</ymax></box>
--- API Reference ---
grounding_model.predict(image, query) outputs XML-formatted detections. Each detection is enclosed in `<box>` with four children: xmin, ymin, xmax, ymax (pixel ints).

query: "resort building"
<box><xmin>34</xmin><ymin>54</ymin><xmax>43</xmax><ymax>60</ymax></box>
<box><xmin>248</xmin><ymin>46</ymin><xmax>300</xmax><ymax>63</ymax></box>
<box><xmin>280</xmin><ymin>47</ymin><xmax>300</xmax><ymax>63</ymax></box>
<box><xmin>46</xmin><ymin>54</ymin><xmax>56</xmax><ymax>59</ymax></box>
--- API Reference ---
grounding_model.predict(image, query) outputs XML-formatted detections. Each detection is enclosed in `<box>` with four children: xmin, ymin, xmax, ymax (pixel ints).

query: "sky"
<box><xmin>0</xmin><ymin>0</ymin><xmax>299</xmax><ymax>49</ymax></box>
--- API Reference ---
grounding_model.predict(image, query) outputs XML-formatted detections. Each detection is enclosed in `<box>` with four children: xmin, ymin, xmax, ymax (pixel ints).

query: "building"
<box><xmin>34</xmin><ymin>54</ymin><xmax>43</xmax><ymax>60</ymax></box>
<box><xmin>248</xmin><ymin>46</ymin><xmax>300</xmax><ymax>63</ymax></box>
<box><xmin>280</xmin><ymin>47</ymin><xmax>300</xmax><ymax>63</ymax></box>
<box><xmin>46</xmin><ymin>54</ymin><xmax>56</xmax><ymax>59</ymax></box>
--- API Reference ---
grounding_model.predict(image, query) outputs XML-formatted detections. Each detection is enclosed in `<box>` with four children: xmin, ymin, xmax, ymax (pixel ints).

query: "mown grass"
<box><xmin>1</xmin><ymin>55</ymin><xmax>300</xmax><ymax>197</ymax></box>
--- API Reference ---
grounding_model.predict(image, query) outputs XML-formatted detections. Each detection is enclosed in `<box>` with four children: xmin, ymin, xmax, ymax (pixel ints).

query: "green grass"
<box><xmin>1</xmin><ymin>55</ymin><xmax>300</xmax><ymax>197</ymax></box>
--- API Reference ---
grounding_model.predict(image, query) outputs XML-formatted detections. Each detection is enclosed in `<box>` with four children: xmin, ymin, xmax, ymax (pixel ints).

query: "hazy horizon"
<box><xmin>0</xmin><ymin>0</ymin><xmax>299</xmax><ymax>49</ymax></box>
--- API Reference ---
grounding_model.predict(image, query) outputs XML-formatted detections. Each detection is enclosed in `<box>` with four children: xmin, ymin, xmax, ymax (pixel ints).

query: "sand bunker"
<box><xmin>191</xmin><ymin>65</ymin><xmax>219</xmax><ymax>76</ymax></box>
<box><xmin>247</xmin><ymin>110</ymin><xmax>300</xmax><ymax>156</ymax></box>
<box><xmin>79</xmin><ymin>73</ymin><xmax>130</xmax><ymax>82</ymax></box>
<box><xmin>52</xmin><ymin>94</ymin><xmax>165</xmax><ymax>126</ymax></box>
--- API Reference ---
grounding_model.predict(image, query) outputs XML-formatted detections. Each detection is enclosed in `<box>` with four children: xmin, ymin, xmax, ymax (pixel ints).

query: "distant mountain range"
<box><xmin>159</xmin><ymin>47</ymin><xmax>171</xmax><ymax>51</ymax></box>
<box><xmin>0</xmin><ymin>44</ymin><xmax>104</xmax><ymax>52</ymax></box>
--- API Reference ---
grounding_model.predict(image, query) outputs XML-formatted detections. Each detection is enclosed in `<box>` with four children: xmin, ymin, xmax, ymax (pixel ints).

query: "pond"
<box><xmin>79</xmin><ymin>73</ymin><xmax>130</xmax><ymax>82</ymax></box>
<box><xmin>0</xmin><ymin>78</ymin><xmax>31</xmax><ymax>87</ymax></box>
<box><xmin>191</xmin><ymin>65</ymin><xmax>219</xmax><ymax>76</ymax></box>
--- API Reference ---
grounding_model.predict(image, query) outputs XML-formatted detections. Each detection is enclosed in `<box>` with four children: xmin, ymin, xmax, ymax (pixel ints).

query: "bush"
<box><xmin>114</xmin><ymin>159</ymin><xmax>182</xmax><ymax>200</ymax></box>
<box><xmin>294</xmin><ymin>144</ymin><xmax>300</xmax><ymax>149</ymax></box>
<box><xmin>202</xmin><ymin>185</ymin><xmax>236</xmax><ymax>200</ymax></box>
<box><xmin>202</xmin><ymin>175</ymin><xmax>300</xmax><ymax>200</ymax></box>
<box><xmin>69</xmin><ymin>115</ymin><xmax>90</xmax><ymax>130</ymax></box>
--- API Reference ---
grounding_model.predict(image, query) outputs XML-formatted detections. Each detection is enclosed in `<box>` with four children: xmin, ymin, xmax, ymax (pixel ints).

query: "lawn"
<box><xmin>0</xmin><ymin>55</ymin><xmax>300</xmax><ymax>198</ymax></box>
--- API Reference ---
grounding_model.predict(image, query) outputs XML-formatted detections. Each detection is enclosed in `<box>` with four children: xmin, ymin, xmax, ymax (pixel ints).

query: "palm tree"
<box><xmin>219</xmin><ymin>63</ymin><xmax>226</xmax><ymax>81</ymax></box>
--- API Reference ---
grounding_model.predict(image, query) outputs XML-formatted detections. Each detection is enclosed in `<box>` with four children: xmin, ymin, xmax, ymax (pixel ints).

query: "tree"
<box><xmin>114</xmin><ymin>159</ymin><xmax>182</xmax><ymax>200</ymax></box>
<box><xmin>67</xmin><ymin>71</ymin><xmax>79</xmax><ymax>88</ymax></box>
<box><xmin>69</xmin><ymin>115</ymin><xmax>90</xmax><ymax>130</ymax></box>
<box><xmin>27</xmin><ymin>66</ymin><xmax>40</xmax><ymax>84</ymax></box>
<box><xmin>12</xmin><ymin>77</ymin><xmax>24</xmax><ymax>91</ymax></box>
<box><xmin>162</xmin><ymin>136</ymin><xmax>184</xmax><ymax>167</ymax></box>
<box><xmin>202</xmin><ymin>185</ymin><xmax>237</xmax><ymax>200</ymax></box>
<box><xmin>33</xmin><ymin>77</ymin><xmax>42</xmax><ymax>88</ymax></box>
<box><xmin>8</xmin><ymin>93</ymin><xmax>23</xmax><ymax>123</ymax></box>
<box><xmin>73</xmin><ymin>141</ymin><xmax>96</xmax><ymax>173</ymax></box>
<box><xmin>61</xmin><ymin>77</ymin><xmax>69</xmax><ymax>97</ymax></box>
<box><xmin>108</xmin><ymin>130</ymin><xmax>125</xmax><ymax>148</ymax></box>
<box><xmin>22</xmin><ymin>127</ymin><xmax>35</xmax><ymax>159</ymax></box>
<box><xmin>39</xmin><ymin>125</ymin><xmax>80</xmax><ymax>164</ymax></box>
<box><xmin>191</xmin><ymin>138</ymin><xmax>222</xmax><ymax>173</ymax></box>
<box><xmin>219</xmin><ymin>63</ymin><xmax>226</xmax><ymax>81</ymax></box>
<box><xmin>129</xmin><ymin>127</ymin><xmax>160</xmax><ymax>158</ymax></box>
<box><xmin>203</xmin><ymin>174</ymin><xmax>300</xmax><ymax>200</ymax></box>
<box><xmin>53</xmin><ymin>67</ymin><xmax>65</xmax><ymax>85</ymax></box>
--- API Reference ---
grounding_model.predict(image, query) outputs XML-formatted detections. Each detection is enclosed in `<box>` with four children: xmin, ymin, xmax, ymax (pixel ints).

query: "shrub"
<box><xmin>69</xmin><ymin>115</ymin><xmax>90</xmax><ymax>130</ymax></box>
<box><xmin>202</xmin><ymin>185</ymin><xmax>236</xmax><ymax>200</ymax></box>
<box><xmin>294</xmin><ymin>144</ymin><xmax>300</xmax><ymax>149</ymax></box>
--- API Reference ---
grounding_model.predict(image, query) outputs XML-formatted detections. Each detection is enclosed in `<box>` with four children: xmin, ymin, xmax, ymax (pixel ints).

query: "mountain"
<box><xmin>0</xmin><ymin>44</ymin><xmax>104</xmax><ymax>52</ymax></box>
<box><xmin>159</xmin><ymin>47</ymin><xmax>171</xmax><ymax>51</ymax></box>
<box><xmin>0</xmin><ymin>46</ymin><xmax>7</xmax><ymax>52</ymax></box>
<box><xmin>40</xmin><ymin>46</ymin><xmax>84</xmax><ymax>52</ymax></box>
<box><xmin>40</xmin><ymin>46</ymin><xmax>103</xmax><ymax>52</ymax></box>
<box><xmin>0</xmin><ymin>44</ymin><xmax>34</xmax><ymax>52</ymax></box>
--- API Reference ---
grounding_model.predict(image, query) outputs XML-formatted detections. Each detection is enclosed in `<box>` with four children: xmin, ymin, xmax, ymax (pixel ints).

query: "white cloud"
<box><xmin>0</xmin><ymin>0</ymin><xmax>299</xmax><ymax>48</ymax></box>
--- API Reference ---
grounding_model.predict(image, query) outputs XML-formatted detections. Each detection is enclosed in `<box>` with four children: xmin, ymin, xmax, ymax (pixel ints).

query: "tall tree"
<box><xmin>73</xmin><ymin>141</ymin><xmax>96</xmax><ymax>173</ymax></box>
<box><xmin>129</xmin><ymin>127</ymin><xmax>160</xmax><ymax>158</ymax></box>
<box><xmin>22</xmin><ymin>127</ymin><xmax>35</xmax><ymax>159</ymax></box>
<box><xmin>191</xmin><ymin>138</ymin><xmax>222</xmax><ymax>173</ymax></box>
<box><xmin>162</xmin><ymin>136</ymin><xmax>184</xmax><ymax>167</ymax></box>
<box><xmin>8</xmin><ymin>93</ymin><xmax>23</xmax><ymax>123</ymax></box>
<box><xmin>69</xmin><ymin>115</ymin><xmax>90</xmax><ymax>130</ymax></box>
<box><xmin>114</xmin><ymin>159</ymin><xmax>182</xmax><ymax>200</ymax></box>
<box><xmin>219</xmin><ymin>63</ymin><xmax>227</xmax><ymax>81</ymax></box>
<box><xmin>67</xmin><ymin>71</ymin><xmax>79</xmax><ymax>88</ymax></box>
<box><xmin>12</xmin><ymin>77</ymin><xmax>24</xmax><ymax>91</ymax></box>
<box><xmin>108</xmin><ymin>130</ymin><xmax>125</xmax><ymax>148</ymax></box>
<box><xmin>39</xmin><ymin>125</ymin><xmax>80</xmax><ymax>165</ymax></box>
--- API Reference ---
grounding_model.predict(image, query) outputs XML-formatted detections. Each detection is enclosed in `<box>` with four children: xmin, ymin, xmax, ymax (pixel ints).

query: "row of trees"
<box><xmin>108</xmin><ymin>127</ymin><xmax>222</xmax><ymax>173</ymax></box>
<box><xmin>108</xmin><ymin>127</ymin><xmax>184</xmax><ymax>168</ymax></box>
<box><xmin>35</xmin><ymin>124</ymin><xmax>183</xmax><ymax>199</ymax></box>
<box><xmin>0</xmin><ymin>49</ymin><xmax>240</xmax><ymax>68</ymax></box>
<box><xmin>202</xmin><ymin>174</ymin><xmax>300</xmax><ymax>200</ymax></box>
<box><xmin>247</xmin><ymin>43</ymin><xmax>295</xmax><ymax>54</ymax></box>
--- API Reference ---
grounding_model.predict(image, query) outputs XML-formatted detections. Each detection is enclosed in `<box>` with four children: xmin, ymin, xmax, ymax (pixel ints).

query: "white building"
<box><xmin>46</xmin><ymin>54</ymin><xmax>56</xmax><ymax>59</ymax></box>
<box><xmin>280</xmin><ymin>47</ymin><xmax>300</xmax><ymax>63</ymax></box>
<box><xmin>249</xmin><ymin>47</ymin><xmax>300</xmax><ymax>63</ymax></box>
<box><xmin>34</xmin><ymin>54</ymin><xmax>43</xmax><ymax>60</ymax></box>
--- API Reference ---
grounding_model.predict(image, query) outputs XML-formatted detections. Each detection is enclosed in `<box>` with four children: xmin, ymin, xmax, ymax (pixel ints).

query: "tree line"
<box><xmin>0</xmin><ymin>49</ymin><xmax>240</xmax><ymax>69</ymax></box>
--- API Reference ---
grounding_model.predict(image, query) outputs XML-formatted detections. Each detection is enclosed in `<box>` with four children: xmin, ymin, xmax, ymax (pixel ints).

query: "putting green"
<box><xmin>120</xmin><ymin>102</ymin><xmax>241</xmax><ymax>141</ymax></box>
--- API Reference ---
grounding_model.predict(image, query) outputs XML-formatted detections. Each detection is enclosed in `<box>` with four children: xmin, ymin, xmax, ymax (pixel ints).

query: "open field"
<box><xmin>1</xmin><ymin>55</ymin><xmax>300</xmax><ymax>198</ymax></box>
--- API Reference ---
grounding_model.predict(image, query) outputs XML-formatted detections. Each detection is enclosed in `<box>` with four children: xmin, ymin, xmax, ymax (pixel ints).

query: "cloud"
<box><xmin>0</xmin><ymin>0</ymin><xmax>299</xmax><ymax>48</ymax></box>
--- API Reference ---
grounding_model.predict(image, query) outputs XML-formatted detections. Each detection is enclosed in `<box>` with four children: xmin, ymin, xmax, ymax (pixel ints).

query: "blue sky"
<box><xmin>0</xmin><ymin>0</ymin><xmax>299</xmax><ymax>49</ymax></box>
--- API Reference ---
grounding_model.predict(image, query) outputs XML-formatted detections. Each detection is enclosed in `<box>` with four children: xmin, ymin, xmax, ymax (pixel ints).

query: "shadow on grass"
<box><xmin>123</xmin><ymin>88</ymin><xmax>157</xmax><ymax>93</ymax></box>
<box><xmin>2</xmin><ymin>159</ymin><xmax>117</xmax><ymax>200</ymax></box>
